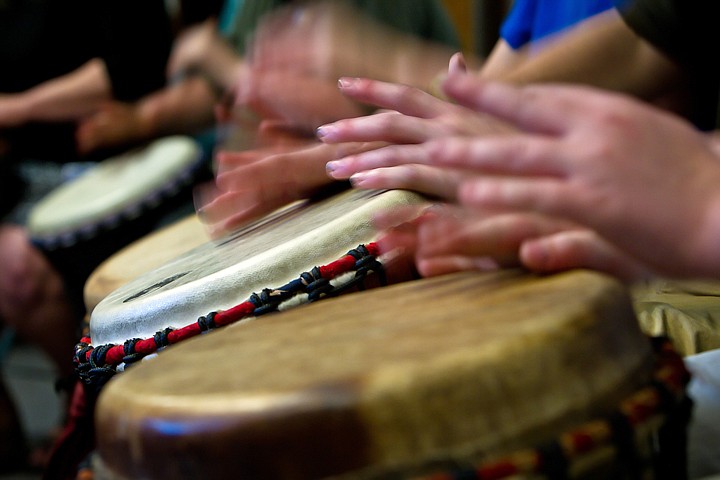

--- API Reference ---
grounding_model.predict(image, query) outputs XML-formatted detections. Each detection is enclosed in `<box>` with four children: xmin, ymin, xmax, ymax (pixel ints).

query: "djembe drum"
<box><xmin>27</xmin><ymin>136</ymin><xmax>206</xmax><ymax>310</ymax></box>
<box><xmin>92</xmin><ymin>270</ymin><xmax>690</xmax><ymax>479</ymax></box>
<box><xmin>77</xmin><ymin>188</ymin><xmax>425</xmax><ymax>386</ymax></box>
<box><xmin>83</xmin><ymin>213</ymin><xmax>208</xmax><ymax>315</ymax></box>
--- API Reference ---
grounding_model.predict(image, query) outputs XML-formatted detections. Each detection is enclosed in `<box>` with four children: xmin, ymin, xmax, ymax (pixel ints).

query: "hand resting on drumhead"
<box><xmin>326</xmin><ymin>73</ymin><xmax>720</xmax><ymax>280</ymax></box>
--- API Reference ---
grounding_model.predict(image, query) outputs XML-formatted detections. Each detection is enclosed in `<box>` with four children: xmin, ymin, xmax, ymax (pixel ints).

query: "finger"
<box><xmin>317</xmin><ymin>111</ymin><xmax>434</xmax><ymax>145</ymax></box>
<box><xmin>215</xmin><ymin>148</ymin><xmax>280</xmax><ymax>176</ymax></box>
<box><xmin>332</xmin><ymin>141</ymin><xmax>388</xmax><ymax>159</ymax></box>
<box><xmin>371</xmin><ymin>204</ymin><xmax>431</xmax><ymax>231</ymax></box>
<box><xmin>326</xmin><ymin>143</ymin><xmax>431</xmax><ymax>179</ymax></box>
<box><xmin>375</xmin><ymin>222</ymin><xmax>420</xmax><ymax>259</ymax></box>
<box><xmin>195</xmin><ymin>189</ymin><xmax>260</xmax><ymax>226</ymax></box>
<box><xmin>458</xmin><ymin>177</ymin><xmax>570</xmax><ymax>217</ymax></box>
<box><xmin>447</xmin><ymin>52</ymin><xmax>467</xmax><ymax>75</ymax></box>
<box><xmin>424</xmin><ymin>136</ymin><xmax>567</xmax><ymax>176</ymax></box>
<box><xmin>416</xmin><ymin>255</ymin><xmax>500</xmax><ymax>278</ymax></box>
<box><xmin>442</xmin><ymin>76</ymin><xmax>596</xmax><ymax>135</ymax></box>
<box><xmin>415</xmin><ymin>212</ymin><xmax>570</xmax><ymax>264</ymax></box>
<box><xmin>219</xmin><ymin>147</ymin><xmax>332</xmax><ymax>195</ymax></box>
<box><xmin>520</xmin><ymin>230</ymin><xmax>656</xmax><ymax>281</ymax></box>
<box><xmin>337</xmin><ymin>77</ymin><xmax>454</xmax><ymax>118</ymax></box>
<box><xmin>349</xmin><ymin>165</ymin><xmax>463</xmax><ymax>201</ymax></box>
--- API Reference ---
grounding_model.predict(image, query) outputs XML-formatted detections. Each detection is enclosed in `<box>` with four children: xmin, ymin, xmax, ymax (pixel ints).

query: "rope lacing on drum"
<box><xmin>73</xmin><ymin>243</ymin><xmax>384</xmax><ymax>389</ymax></box>
<box><xmin>122</xmin><ymin>338</ymin><xmax>143</xmax><ymax>365</ymax></box>
<box><xmin>333</xmin><ymin>245</ymin><xmax>386</xmax><ymax>296</ymax></box>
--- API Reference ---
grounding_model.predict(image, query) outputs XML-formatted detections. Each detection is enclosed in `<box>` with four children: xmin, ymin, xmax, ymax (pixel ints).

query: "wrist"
<box><xmin>8</xmin><ymin>92</ymin><xmax>33</xmax><ymax>125</ymax></box>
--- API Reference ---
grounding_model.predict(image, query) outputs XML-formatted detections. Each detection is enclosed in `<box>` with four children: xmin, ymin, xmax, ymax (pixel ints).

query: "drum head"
<box><xmin>89</xmin><ymin>188</ymin><xmax>425</xmax><ymax>345</ymax></box>
<box><xmin>28</xmin><ymin>136</ymin><xmax>203</xmax><ymax>249</ymax></box>
<box><xmin>83</xmin><ymin>214</ymin><xmax>208</xmax><ymax>314</ymax></box>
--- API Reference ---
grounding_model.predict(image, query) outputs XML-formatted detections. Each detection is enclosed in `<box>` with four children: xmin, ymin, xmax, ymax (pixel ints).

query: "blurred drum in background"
<box><xmin>26</xmin><ymin>136</ymin><xmax>207</xmax><ymax>309</ymax></box>
<box><xmin>76</xmin><ymin>188</ymin><xmax>426</xmax><ymax>387</ymax></box>
<box><xmin>92</xmin><ymin>270</ymin><xmax>691</xmax><ymax>479</ymax></box>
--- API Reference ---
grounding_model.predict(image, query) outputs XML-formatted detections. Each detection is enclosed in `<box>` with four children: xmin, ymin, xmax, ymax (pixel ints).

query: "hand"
<box><xmin>427</xmin><ymin>76</ymin><xmax>720</xmax><ymax>277</ymax></box>
<box><xmin>374</xmin><ymin>207</ymin><xmax>655</xmax><ymax>281</ymax></box>
<box><xmin>318</xmin><ymin>77</ymin><xmax>512</xmax><ymax>145</ymax></box>
<box><xmin>75</xmin><ymin>101</ymin><xmax>148</xmax><ymax>154</ymax></box>
<box><xmin>318</xmin><ymin>78</ymin><xmax>513</xmax><ymax>198</ymax></box>
<box><xmin>167</xmin><ymin>19</ymin><xmax>220</xmax><ymax>78</ymax></box>
<box><xmin>234</xmin><ymin>70</ymin><xmax>367</xmax><ymax>132</ymax></box>
<box><xmin>196</xmin><ymin>140</ymin><xmax>381</xmax><ymax>235</ymax></box>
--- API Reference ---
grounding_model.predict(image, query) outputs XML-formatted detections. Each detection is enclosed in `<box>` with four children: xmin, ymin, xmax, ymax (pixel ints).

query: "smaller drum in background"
<box><xmin>93</xmin><ymin>270</ymin><xmax>690</xmax><ymax>479</ymax></box>
<box><xmin>27</xmin><ymin>136</ymin><xmax>207</xmax><ymax>311</ymax></box>
<box><xmin>83</xmin><ymin>213</ymin><xmax>208</xmax><ymax>315</ymax></box>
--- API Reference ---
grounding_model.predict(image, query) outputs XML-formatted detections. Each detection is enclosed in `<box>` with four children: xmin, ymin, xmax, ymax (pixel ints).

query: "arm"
<box><xmin>76</xmin><ymin>76</ymin><xmax>217</xmax><ymax>154</ymax></box>
<box><xmin>0</xmin><ymin>59</ymin><xmax>111</xmax><ymax>127</ymax></box>
<box><xmin>494</xmin><ymin>10</ymin><xmax>685</xmax><ymax>102</ymax></box>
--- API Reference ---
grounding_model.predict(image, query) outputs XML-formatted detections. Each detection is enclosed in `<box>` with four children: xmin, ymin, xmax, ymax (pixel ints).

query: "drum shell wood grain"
<box><xmin>95</xmin><ymin>270</ymin><xmax>654</xmax><ymax>479</ymax></box>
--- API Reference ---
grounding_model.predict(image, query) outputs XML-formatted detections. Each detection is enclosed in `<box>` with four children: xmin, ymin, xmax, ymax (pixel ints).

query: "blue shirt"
<box><xmin>501</xmin><ymin>0</ymin><xmax>614</xmax><ymax>49</ymax></box>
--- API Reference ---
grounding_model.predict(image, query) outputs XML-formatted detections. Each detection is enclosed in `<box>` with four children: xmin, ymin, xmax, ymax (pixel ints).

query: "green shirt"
<box><xmin>223</xmin><ymin>0</ymin><xmax>460</xmax><ymax>55</ymax></box>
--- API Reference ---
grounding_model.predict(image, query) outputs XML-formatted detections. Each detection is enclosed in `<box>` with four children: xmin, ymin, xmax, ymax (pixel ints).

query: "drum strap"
<box><xmin>74</xmin><ymin>243</ymin><xmax>385</xmax><ymax>391</ymax></box>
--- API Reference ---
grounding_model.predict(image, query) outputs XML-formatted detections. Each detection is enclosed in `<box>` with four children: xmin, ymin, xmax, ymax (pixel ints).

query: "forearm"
<box><xmin>136</xmin><ymin>76</ymin><xmax>217</xmax><ymax>137</ymax></box>
<box><xmin>21</xmin><ymin>58</ymin><xmax>112</xmax><ymax>122</ymax></box>
<box><xmin>494</xmin><ymin>10</ymin><xmax>684</xmax><ymax>101</ymax></box>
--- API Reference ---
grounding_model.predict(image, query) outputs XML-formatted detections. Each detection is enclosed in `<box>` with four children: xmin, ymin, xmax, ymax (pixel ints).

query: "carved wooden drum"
<box><xmin>93</xmin><ymin>270</ymin><xmax>690</xmax><ymax>479</ymax></box>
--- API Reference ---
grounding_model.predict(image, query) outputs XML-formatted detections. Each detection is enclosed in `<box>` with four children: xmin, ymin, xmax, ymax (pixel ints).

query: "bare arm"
<box><xmin>494</xmin><ymin>10</ymin><xmax>685</xmax><ymax>101</ymax></box>
<box><xmin>0</xmin><ymin>58</ymin><xmax>111</xmax><ymax>127</ymax></box>
<box><xmin>76</xmin><ymin>76</ymin><xmax>217</xmax><ymax>154</ymax></box>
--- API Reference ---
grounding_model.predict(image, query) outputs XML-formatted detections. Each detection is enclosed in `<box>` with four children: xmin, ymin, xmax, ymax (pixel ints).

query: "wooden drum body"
<box><xmin>94</xmin><ymin>270</ymin><xmax>690</xmax><ymax>479</ymax></box>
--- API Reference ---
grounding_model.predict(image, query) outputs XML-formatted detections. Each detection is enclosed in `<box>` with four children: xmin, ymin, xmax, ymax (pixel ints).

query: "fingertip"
<box><xmin>349</xmin><ymin>171</ymin><xmax>370</xmax><ymax>188</ymax></box>
<box><xmin>325</xmin><ymin>161</ymin><xmax>340</xmax><ymax>179</ymax></box>
<box><xmin>448</xmin><ymin>52</ymin><xmax>467</xmax><ymax>75</ymax></box>
<box><xmin>518</xmin><ymin>239</ymin><xmax>550</xmax><ymax>271</ymax></box>
<box><xmin>337</xmin><ymin>77</ymin><xmax>360</xmax><ymax>91</ymax></box>
<box><xmin>316</xmin><ymin>125</ymin><xmax>333</xmax><ymax>142</ymax></box>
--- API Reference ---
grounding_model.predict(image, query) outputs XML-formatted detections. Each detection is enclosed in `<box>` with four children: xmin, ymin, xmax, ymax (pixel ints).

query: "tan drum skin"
<box><xmin>83</xmin><ymin>214</ymin><xmax>208</xmax><ymax>314</ymax></box>
<box><xmin>95</xmin><ymin>269</ymin><xmax>658</xmax><ymax>480</ymax></box>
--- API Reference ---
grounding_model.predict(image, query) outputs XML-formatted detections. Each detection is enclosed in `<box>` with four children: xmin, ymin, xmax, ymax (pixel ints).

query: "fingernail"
<box><xmin>326</xmin><ymin>160</ymin><xmax>348</xmax><ymax>178</ymax></box>
<box><xmin>338</xmin><ymin>77</ymin><xmax>358</xmax><ymax>89</ymax></box>
<box><xmin>349</xmin><ymin>172</ymin><xmax>368</xmax><ymax>187</ymax></box>
<box><xmin>316</xmin><ymin>125</ymin><xmax>331</xmax><ymax>141</ymax></box>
